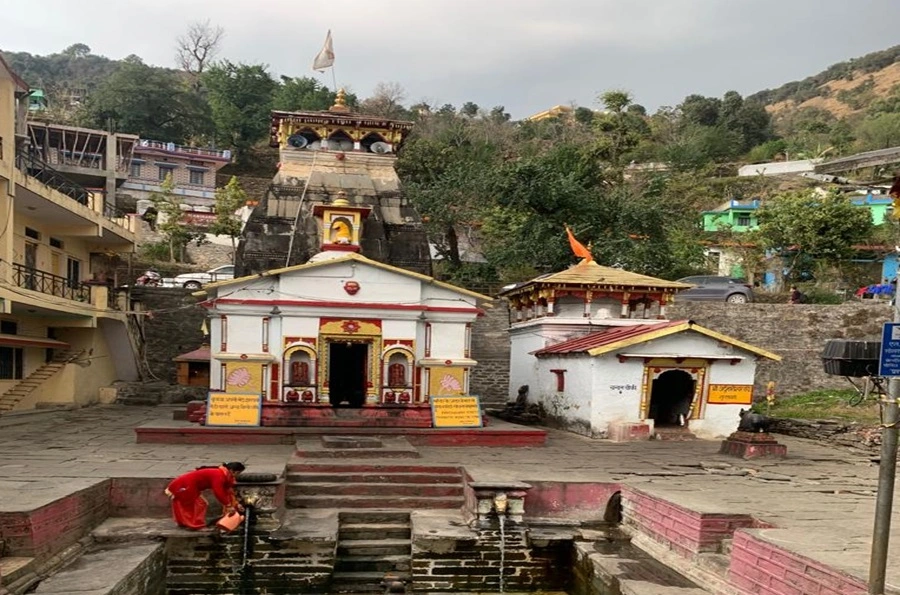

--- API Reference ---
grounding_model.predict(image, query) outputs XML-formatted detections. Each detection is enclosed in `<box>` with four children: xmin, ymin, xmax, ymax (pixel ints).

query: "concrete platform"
<box><xmin>134</xmin><ymin>415</ymin><xmax>547</xmax><ymax>446</ymax></box>
<box><xmin>32</xmin><ymin>543</ymin><xmax>164</xmax><ymax>595</ymax></box>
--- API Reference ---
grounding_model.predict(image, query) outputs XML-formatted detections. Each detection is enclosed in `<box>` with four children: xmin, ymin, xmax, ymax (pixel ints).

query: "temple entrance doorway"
<box><xmin>329</xmin><ymin>342</ymin><xmax>368</xmax><ymax>408</ymax></box>
<box><xmin>647</xmin><ymin>369</ymin><xmax>695</xmax><ymax>427</ymax></box>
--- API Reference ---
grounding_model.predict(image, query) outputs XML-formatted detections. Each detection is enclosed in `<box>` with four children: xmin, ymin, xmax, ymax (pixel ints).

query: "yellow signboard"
<box><xmin>206</xmin><ymin>392</ymin><xmax>262</xmax><ymax>426</ymax></box>
<box><xmin>430</xmin><ymin>395</ymin><xmax>483</xmax><ymax>428</ymax></box>
<box><xmin>708</xmin><ymin>384</ymin><xmax>753</xmax><ymax>405</ymax></box>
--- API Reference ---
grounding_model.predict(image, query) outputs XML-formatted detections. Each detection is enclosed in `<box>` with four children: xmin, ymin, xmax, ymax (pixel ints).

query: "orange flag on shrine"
<box><xmin>565</xmin><ymin>226</ymin><xmax>593</xmax><ymax>262</ymax></box>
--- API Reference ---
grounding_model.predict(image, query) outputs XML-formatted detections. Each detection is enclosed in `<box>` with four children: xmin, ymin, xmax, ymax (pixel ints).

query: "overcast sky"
<box><xmin>3</xmin><ymin>0</ymin><xmax>899</xmax><ymax>118</ymax></box>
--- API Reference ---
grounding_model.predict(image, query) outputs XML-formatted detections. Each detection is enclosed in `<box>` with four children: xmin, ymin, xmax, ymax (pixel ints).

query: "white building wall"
<box><xmin>508</xmin><ymin>329</ymin><xmax>547</xmax><ymax>401</ymax></box>
<box><xmin>534</xmin><ymin>354</ymin><xmax>595</xmax><ymax>436</ymax></box>
<box><xmin>226</xmin><ymin>315</ymin><xmax>263</xmax><ymax>353</ymax></box>
<box><xmin>382</xmin><ymin>319</ymin><xmax>418</xmax><ymax>341</ymax></box>
<box><xmin>430</xmin><ymin>322</ymin><xmax>467</xmax><ymax>359</ymax></box>
<box><xmin>280</xmin><ymin>316</ymin><xmax>321</xmax><ymax>342</ymax></box>
<box><xmin>278</xmin><ymin>262</ymin><xmax>422</xmax><ymax>304</ymax></box>
<box><xmin>690</xmin><ymin>358</ymin><xmax>758</xmax><ymax>439</ymax></box>
<box><xmin>591</xmin><ymin>358</ymin><xmax>646</xmax><ymax>435</ymax></box>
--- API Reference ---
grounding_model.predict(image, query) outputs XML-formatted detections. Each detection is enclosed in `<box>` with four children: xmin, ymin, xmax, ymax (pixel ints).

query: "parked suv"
<box><xmin>173</xmin><ymin>265</ymin><xmax>235</xmax><ymax>289</ymax></box>
<box><xmin>675</xmin><ymin>276</ymin><xmax>753</xmax><ymax>303</ymax></box>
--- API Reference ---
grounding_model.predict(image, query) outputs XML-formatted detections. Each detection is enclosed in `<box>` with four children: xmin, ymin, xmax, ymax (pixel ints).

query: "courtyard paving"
<box><xmin>0</xmin><ymin>404</ymin><xmax>898</xmax><ymax>592</ymax></box>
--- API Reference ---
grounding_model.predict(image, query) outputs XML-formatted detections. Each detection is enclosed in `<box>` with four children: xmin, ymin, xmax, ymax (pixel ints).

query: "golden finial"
<box><xmin>332</xmin><ymin>190</ymin><xmax>350</xmax><ymax>206</ymax></box>
<box><xmin>330</xmin><ymin>88</ymin><xmax>350</xmax><ymax>113</ymax></box>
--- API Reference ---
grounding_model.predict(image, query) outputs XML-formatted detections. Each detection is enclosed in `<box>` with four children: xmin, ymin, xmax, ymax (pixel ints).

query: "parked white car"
<box><xmin>173</xmin><ymin>265</ymin><xmax>235</xmax><ymax>289</ymax></box>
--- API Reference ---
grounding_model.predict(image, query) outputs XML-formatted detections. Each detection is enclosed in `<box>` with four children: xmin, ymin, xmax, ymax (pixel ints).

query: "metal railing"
<box><xmin>137</xmin><ymin>139</ymin><xmax>232</xmax><ymax>160</ymax></box>
<box><xmin>13</xmin><ymin>263</ymin><xmax>91</xmax><ymax>302</ymax></box>
<box><xmin>15</xmin><ymin>150</ymin><xmax>91</xmax><ymax>206</ymax></box>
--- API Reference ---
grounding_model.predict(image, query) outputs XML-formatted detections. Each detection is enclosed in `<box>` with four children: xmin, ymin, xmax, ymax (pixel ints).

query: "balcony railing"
<box><xmin>12</xmin><ymin>263</ymin><xmax>91</xmax><ymax>303</ymax></box>
<box><xmin>15</xmin><ymin>149</ymin><xmax>91</xmax><ymax>206</ymax></box>
<box><xmin>137</xmin><ymin>139</ymin><xmax>232</xmax><ymax>161</ymax></box>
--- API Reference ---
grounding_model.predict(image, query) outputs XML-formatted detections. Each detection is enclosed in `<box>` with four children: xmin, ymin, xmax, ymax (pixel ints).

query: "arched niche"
<box><xmin>383</xmin><ymin>347</ymin><xmax>413</xmax><ymax>388</ymax></box>
<box><xmin>360</xmin><ymin>132</ymin><xmax>389</xmax><ymax>153</ymax></box>
<box><xmin>284</xmin><ymin>344</ymin><xmax>317</xmax><ymax>387</ymax></box>
<box><xmin>326</xmin><ymin>129</ymin><xmax>354</xmax><ymax>151</ymax></box>
<box><xmin>329</xmin><ymin>216</ymin><xmax>354</xmax><ymax>245</ymax></box>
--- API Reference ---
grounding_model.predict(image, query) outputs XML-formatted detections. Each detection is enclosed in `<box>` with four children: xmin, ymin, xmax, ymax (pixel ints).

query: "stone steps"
<box><xmin>288</xmin><ymin>494</ymin><xmax>463</xmax><ymax>509</ymax></box>
<box><xmin>331</xmin><ymin>510</ymin><xmax>412</xmax><ymax>594</ymax></box>
<box><xmin>340</xmin><ymin>523</ymin><xmax>412</xmax><ymax>541</ymax></box>
<box><xmin>288</xmin><ymin>471</ymin><xmax>463</xmax><ymax>484</ymax></box>
<box><xmin>290</xmin><ymin>482</ymin><xmax>464</xmax><ymax>498</ymax></box>
<box><xmin>286</xmin><ymin>463</ymin><xmax>466</xmax><ymax>510</ymax></box>
<box><xmin>30</xmin><ymin>543</ymin><xmax>165</xmax><ymax>595</ymax></box>
<box><xmin>653</xmin><ymin>427</ymin><xmax>698</xmax><ymax>441</ymax></box>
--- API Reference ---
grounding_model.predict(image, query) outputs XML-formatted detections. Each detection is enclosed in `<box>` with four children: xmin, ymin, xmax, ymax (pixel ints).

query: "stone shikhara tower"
<box><xmin>236</xmin><ymin>90</ymin><xmax>431</xmax><ymax>276</ymax></box>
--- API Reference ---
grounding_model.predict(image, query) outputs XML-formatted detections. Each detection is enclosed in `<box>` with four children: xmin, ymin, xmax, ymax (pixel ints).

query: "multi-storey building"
<box><xmin>0</xmin><ymin>57</ymin><xmax>141</xmax><ymax>413</ymax></box>
<box><xmin>119</xmin><ymin>140</ymin><xmax>232</xmax><ymax>223</ymax></box>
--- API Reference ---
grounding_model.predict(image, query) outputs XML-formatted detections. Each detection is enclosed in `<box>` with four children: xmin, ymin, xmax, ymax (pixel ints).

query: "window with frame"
<box><xmin>736</xmin><ymin>214</ymin><xmax>752</xmax><ymax>227</ymax></box>
<box><xmin>0</xmin><ymin>320</ymin><xmax>17</xmax><ymax>334</ymax></box>
<box><xmin>189</xmin><ymin>169</ymin><xmax>205</xmax><ymax>185</ymax></box>
<box><xmin>158</xmin><ymin>165</ymin><xmax>175</xmax><ymax>181</ymax></box>
<box><xmin>130</xmin><ymin>162</ymin><xmax>141</xmax><ymax>177</ymax></box>
<box><xmin>0</xmin><ymin>347</ymin><xmax>24</xmax><ymax>380</ymax></box>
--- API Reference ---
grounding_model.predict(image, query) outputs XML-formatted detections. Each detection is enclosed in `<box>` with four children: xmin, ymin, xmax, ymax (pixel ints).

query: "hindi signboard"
<box><xmin>430</xmin><ymin>395</ymin><xmax>483</xmax><ymax>428</ymax></box>
<box><xmin>880</xmin><ymin>322</ymin><xmax>900</xmax><ymax>378</ymax></box>
<box><xmin>707</xmin><ymin>384</ymin><xmax>754</xmax><ymax>405</ymax></box>
<box><xmin>206</xmin><ymin>392</ymin><xmax>262</xmax><ymax>426</ymax></box>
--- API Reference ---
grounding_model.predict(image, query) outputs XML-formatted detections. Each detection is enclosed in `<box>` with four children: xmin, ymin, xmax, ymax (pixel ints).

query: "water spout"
<box><xmin>498</xmin><ymin>513</ymin><xmax>506</xmax><ymax>594</ymax></box>
<box><xmin>493</xmin><ymin>492</ymin><xmax>508</xmax><ymax>515</ymax></box>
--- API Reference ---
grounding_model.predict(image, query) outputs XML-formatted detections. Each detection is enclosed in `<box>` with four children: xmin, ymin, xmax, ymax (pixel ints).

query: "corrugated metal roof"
<box><xmin>531</xmin><ymin>319</ymin><xmax>781</xmax><ymax>361</ymax></box>
<box><xmin>533</xmin><ymin>321</ymin><xmax>684</xmax><ymax>355</ymax></box>
<box><xmin>173</xmin><ymin>345</ymin><xmax>211</xmax><ymax>362</ymax></box>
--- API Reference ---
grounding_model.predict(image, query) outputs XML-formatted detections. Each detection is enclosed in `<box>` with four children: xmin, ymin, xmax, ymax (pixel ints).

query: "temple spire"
<box><xmin>330</xmin><ymin>88</ymin><xmax>350</xmax><ymax>113</ymax></box>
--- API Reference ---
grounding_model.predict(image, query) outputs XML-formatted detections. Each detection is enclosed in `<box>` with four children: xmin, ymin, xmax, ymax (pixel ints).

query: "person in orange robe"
<box><xmin>165</xmin><ymin>462</ymin><xmax>245</xmax><ymax>530</ymax></box>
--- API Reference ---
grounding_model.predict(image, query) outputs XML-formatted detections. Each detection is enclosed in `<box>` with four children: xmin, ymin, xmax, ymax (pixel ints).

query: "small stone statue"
<box><xmin>738</xmin><ymin>408</ymin><xmax>771</xmax><ymax>433</ymax></box>
<box><xmin>512</xmin><ymin>385</ymin><xmax>529</xmax><ymax>413</ymax></box>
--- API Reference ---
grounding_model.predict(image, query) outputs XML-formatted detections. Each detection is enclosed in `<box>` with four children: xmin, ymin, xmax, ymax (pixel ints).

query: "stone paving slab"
<box><xmin>2</xmin><ymin>405</ymin><xmax>900</xmax><ymax>591</ymax></box>
<box><xmin>32</xmin><ymin>542</ymin><xmax>163</xmax><ymax>594</ymax></box>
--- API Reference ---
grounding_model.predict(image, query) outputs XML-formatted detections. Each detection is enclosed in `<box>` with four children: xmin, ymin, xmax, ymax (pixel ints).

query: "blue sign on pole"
<box><xmin>880</xmin><ymin>322</ymin><xmax>900</xmax><ymax>377</ymax></box>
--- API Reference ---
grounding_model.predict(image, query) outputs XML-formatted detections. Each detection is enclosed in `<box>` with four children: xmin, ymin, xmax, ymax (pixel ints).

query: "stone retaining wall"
<box><xmin>668</xmin><ymin>302</ymin><xmax>891</xmax><ymax>399</ymax></box>
<box><xmin>769</xmin><ymin>417</ymin><xmax>882</xmax><ymax>453</ymax></box>
<box><xmin>469</xmin><ymin>302</ymin><xmax>511</xmax><ymax>406</ymax></box>
<box><xmin>133</xmin><ymin>287</ymin><xmax>207</xmax><ymax>384</ymax></box>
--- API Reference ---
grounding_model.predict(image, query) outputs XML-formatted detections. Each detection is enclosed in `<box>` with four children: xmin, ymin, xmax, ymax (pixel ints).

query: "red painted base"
<box><xmin>719</xmin><ymin>431</ymin><xmax>787</xmax><ymax>459</ymax></box>
<box><xmin>188</xmin><ymin>401</ymin><xmax>439</xmax><ymax>428</ymax></box>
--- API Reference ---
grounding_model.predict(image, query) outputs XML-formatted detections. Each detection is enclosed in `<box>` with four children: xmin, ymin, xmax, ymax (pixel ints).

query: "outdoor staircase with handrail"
<box><xmin>0</xmin><ymin>350</ymin><xmax>79</xmax><ymax>413</ymax></box>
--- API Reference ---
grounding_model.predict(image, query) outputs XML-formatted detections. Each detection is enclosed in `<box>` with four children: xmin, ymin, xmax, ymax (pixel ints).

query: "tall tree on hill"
<box><xmin>756</xmin><ymin>190</ymin><xmax>873</xmax><ymax>281</ymax></box>
<box><xmin>176</xmin><ymin>20</ymin><xmax>224</xmax><ymax>90</ymax></box>
<box><xmin>79</xmin><ymin>60</ymin><xmax>206</xmax><ymax>143</ymax></box>
<box><xmin>360</xmin><ymin>82</ymin><xmax>409</xmax><ymax>119</ymax></box>
<box><xmin>273</xmin><ymin>76</ymin><xmax>357</xmax><ymax>112</ymax></box>
<box><xmin>203</xmin><ymin>61</ymin><xmax>277</xmax><ymax>160</ymax></box>
<box><xmin>209</xmin><ymin>176</ymin><xmax>248</xmax><ymax>264</ymax></box>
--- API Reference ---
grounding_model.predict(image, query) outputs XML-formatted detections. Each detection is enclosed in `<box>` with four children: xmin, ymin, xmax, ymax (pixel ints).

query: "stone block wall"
<box><xmin>668</xmin><ymin>302</ymin><xmax>891</xmax><ymax>399</ymax></box>
<box><xmin>729</xmin><ymin>529</ymin><xmax>867</xmax><ymax>595</ymax></box>
<box><xmin>165</xmin><ymin>532</ymin><xmax>335</xmax><ymax>594</ymax></box>
<box><xmin>134</xmin><ymin>287</ymin><xmax>207</xmax><ymax>384</ymax></box>
<box><xmin>411</xmin><ymin>524</ymin><xmax>570</xmax><ymax>592</ymax></box>
<box><xmin>470</xmin><ymin>302</ymin><xmax>511</xmax><ymax>406</ymax></box>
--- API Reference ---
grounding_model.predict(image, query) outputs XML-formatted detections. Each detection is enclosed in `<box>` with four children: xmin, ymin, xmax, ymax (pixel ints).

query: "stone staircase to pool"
<box><xmin>285</xmin><ymin>435</ymin><xmax>467</xmax><ymax>510</ymax></box>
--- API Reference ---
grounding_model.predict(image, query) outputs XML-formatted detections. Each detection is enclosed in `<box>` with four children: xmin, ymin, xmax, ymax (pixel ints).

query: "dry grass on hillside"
<box><xmin>767</xmin><ymin>62</ymin><xmax>900</xmax><ymax>118</ymax></box>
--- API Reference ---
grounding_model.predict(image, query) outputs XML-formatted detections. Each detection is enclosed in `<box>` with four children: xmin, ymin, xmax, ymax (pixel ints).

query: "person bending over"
<box><xmin>165</xmin><ymin>461</ymin><xmax>245</xmax><ymax>530</ymax></box>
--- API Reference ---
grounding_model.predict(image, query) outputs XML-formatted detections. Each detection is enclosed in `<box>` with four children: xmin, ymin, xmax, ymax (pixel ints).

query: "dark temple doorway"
<box><xmin>328</xmin><ymin>342</ymin><xmax>368</xmax><ymax>408</ymax></box>
<box><xmin>647</xmin><ymin>369</ymin><xmax>696</xmax><ymax>427</ymax></box>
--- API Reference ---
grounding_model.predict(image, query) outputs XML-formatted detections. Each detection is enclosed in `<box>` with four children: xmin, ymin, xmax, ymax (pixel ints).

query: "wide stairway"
<box><xmin>331</xmin><ymin>510</ymin><xmax>412</xmax><ymax>593</ymax></box>
<box><xmin>286</xmin><ymin>462</ymin><xmax>466</xmax><ymax>509</ymax></box>
<box><xmin>0</xmin><ymin>351</ymin><xmax>76</xmax><ymax>412</ymax></box>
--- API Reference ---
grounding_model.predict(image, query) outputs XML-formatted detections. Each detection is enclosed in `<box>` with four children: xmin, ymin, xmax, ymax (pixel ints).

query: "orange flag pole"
<box><xmin>565</xmin><ymin>226</ymin><xmax>593</xmax><ymax>263</ymax></box>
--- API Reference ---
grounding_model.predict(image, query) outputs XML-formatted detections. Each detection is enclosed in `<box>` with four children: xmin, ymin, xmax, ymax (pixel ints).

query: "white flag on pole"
<box><xmin>313</xmin><ymin>30</ymin><xmax>335</xmax><ymax>72</ymax></box>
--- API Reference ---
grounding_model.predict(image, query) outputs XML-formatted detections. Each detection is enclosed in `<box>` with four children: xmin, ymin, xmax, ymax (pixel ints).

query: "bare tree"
<box><xmin>176</xmin><ymin>20</ymin><xmax>225</xmax><ymax>84</ymax></box>
<box><xmin>360</xmin><ymin>82</ymin><xmax>408</xmax><ymax>118</ymax></box>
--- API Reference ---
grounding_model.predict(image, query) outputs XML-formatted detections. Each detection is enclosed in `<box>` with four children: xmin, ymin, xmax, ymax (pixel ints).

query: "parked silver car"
<box><xmin>173</xmin><ymin>265</ymin><xmax>235</xmax><ymax>289</ymax></box>
<box><xmin>675</xmin><ymin>276</ymin><xmax>753</xmax><ymax>303</ymax></box>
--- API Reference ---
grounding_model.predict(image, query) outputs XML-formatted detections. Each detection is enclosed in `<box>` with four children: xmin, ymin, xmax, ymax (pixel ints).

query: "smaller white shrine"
<box><xmin>502</xmin><ymin>257</ymin><xmax>780</xmax><ymax>440</ymax></box>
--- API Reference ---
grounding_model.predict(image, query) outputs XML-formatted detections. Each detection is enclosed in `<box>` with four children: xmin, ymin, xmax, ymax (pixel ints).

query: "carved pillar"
<box><xmin>620</xmin><ymin>292</ymin><xmax>631</xmax><ymax>318</ymax></box>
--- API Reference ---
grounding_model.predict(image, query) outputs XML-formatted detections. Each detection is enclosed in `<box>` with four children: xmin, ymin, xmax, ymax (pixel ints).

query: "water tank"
<box><xmin>821</xmin><ymin>339</ymin><xmax>880</xmax><ymax>377</ymax></box>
